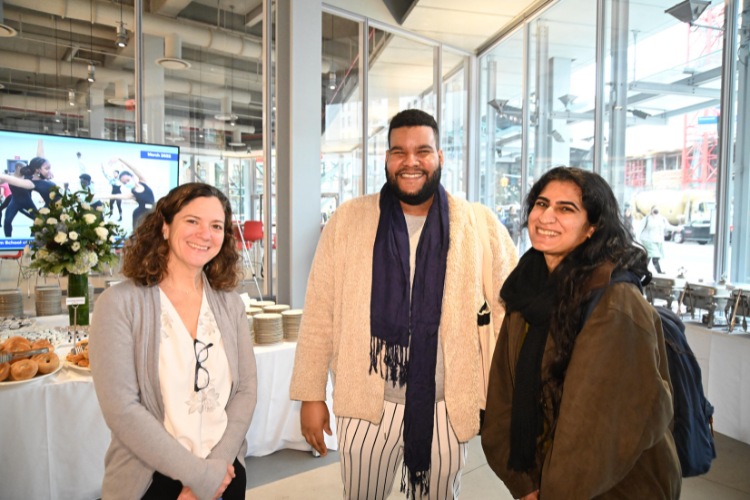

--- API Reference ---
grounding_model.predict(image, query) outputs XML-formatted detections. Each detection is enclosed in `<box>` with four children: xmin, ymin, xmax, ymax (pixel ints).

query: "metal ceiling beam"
<box><xmin>629</xmin><ymin>81</ymin><xmax>721</xmax><ymax>99</ymax></box>
<box><xmin>655</xmin><ymin>99</ymin><xmax>720</xmax><ymax>120</ymax></box>
<box><xmin>245</xmin><ymin>5</ymin><xmax>263</xmax><ymax>27</ymax></box>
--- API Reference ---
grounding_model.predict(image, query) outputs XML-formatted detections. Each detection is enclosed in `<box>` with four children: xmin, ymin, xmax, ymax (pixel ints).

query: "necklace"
<box><xmin>162</xmin><ymin>279</ymin><xmax>202</xmax><ymax>296</ymax></box>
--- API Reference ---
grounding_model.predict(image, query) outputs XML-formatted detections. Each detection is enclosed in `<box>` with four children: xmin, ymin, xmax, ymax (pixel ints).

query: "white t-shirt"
<box><xmin>158</xmin><ymin>288</ymin><xmax>232</xmax><ymax>458</ymax></box>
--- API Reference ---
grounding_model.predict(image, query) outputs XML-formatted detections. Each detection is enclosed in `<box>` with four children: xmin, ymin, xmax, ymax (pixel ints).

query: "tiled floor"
<box><xmin>243</xmin><ymin>432</ymin><xmax>750</xmax><ymax>499</ymax></box>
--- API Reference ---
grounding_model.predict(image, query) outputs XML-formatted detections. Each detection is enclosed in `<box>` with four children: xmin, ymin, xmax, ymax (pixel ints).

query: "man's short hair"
<box><xmin>387</xmin><ymin>109</ymin><xmax>440</xmax><ymax>149</ymax></box>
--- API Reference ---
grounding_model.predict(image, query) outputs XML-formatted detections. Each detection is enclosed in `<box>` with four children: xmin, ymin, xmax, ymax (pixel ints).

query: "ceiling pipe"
<box><xmin>4</xmin><ymin>7</ymin><xmax>114</xmax><ymax>40</ymax></box>
<box><xmin>5</xmin><ymin>0</ymin><xmax>262</xmax><ymax>59</ymax></box>
<box><xmin>0</xmin><ymin>49</ymin><xmax>257</xmax><ymax>102</ymax></box>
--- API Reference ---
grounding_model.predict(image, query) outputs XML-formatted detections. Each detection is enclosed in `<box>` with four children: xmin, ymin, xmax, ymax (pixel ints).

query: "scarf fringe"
<box><xmin>399</xmin><ymin>461</ymin><xmax>430</xmax><ymax>499</ymax></box>
<box><xmin>369</xmin><ymin>336</ymin><xmax>409</xmax><ymax>387</ymax></box>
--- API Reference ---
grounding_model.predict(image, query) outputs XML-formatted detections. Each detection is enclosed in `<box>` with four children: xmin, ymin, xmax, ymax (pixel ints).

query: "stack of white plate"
<box><xmin>253</xmin><ymin>313</ymin><xmax>283</xmax><ymax>345</ymax></box>
<box><xmin>264</xmin><ymin>304</ymin><xmax>290</xmax><ymax>314</ymax></box>
<box><xmin>0</xmin><ymin>289</ymin><xmax>23</xmax><ymax>318</ymax></box>
<box><xmin>89</xmin><ymin>283</ymin><xmax>95</xmax><ymax>313</ymax></box>
<box><xmin>254</xmin><ymin>300</ymin><xmax>276</xmax><ymax>309</ymax></box>
<box><xmin>281</xmin><ymin>309</ymin><xmax>303</xmax><ymax>341</ymax></box>
<box><xmin>35</xmin><ymin>285</ymin><xmax>63</xmax><ymax>316</ymax></box>
<box><xmin>246</xmin><ymin>307</ymin><xmax>264</xmax><ymax>317</ymax></box>
<box><xmin>246</xmin><ymin>315</ymin><xmax>255</xmax><ymax>344</ymax></box>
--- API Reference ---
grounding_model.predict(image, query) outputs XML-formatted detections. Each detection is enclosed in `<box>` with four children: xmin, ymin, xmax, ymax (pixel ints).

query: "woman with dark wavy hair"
<box><xmin>89</xmin><ymin>183</ymin><xmax>257</xmax><ymax>500</ymax></box>
<box><xmin>481</xmin><ymin>167</ymin><xmax>681</xmax><ymax>499</ymax></box>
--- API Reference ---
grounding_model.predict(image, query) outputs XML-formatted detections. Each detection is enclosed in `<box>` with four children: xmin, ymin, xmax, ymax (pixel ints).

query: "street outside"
<box><xmin>657</xmin><ymin>240</ymin><xmax>716</xmax><ymax>282</ymax></box>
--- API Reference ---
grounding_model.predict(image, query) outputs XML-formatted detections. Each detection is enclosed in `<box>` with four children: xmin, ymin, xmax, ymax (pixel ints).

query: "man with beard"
<box><xmin>290</xmin><ymin>109</ymin><xmax>518</xmax><ymax>500</ymax></box>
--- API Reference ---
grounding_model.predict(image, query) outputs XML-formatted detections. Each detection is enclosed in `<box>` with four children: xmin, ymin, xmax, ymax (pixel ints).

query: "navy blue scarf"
<box><xmin>370</xmin><ymin>183</ymin><xmax>450</xmax><ymax>497</ymax></box>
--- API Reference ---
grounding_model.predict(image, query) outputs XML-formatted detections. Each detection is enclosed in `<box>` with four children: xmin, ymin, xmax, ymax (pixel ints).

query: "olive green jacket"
<box><xmin>481</xmin><ymin>263</ymin><xmax>682</xmax><ymax>499</ymax></box>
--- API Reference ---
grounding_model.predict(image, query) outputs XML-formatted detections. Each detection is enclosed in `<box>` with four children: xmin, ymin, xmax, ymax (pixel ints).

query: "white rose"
<box><xmin>34</xmin><ymin>218</ymin><xmax>44</xmax><ymax>226</ymax></box>
<box><xmin>39</xmin><ymin>208</ymin><xmax>50</xmax><ymax>215</ymax></box>
<box><xmin>83</xmin><ymin>214</ymin><xmax>97</xmax><ymax>224</ymax></box>
<box><xmin>54</xmin><ymin>232</ymin><xmax>68</xmax><ymax>244</ymax></box>
<box><xmin>69</xmin><ymin>231</ymin><xmax>78</xmax><ymax>241</ymax></box>
<box><xmin>99</xmin><ymin>222</ymin><xmax>106</xmax><ymax>227</ymax></box>
<box><xmin>109</xmin><ymin>235</ymin><xmax>117</xmax><ymax>243</ymax></box>
<box><xmin>60</xmin><ymin>214</ymin><xmax>70</xmax><ymax>222</ymax></box>
<box><xmin>94</xmin><ymin>227</ymin><xmax>108</xmax><ymax>240</ymax></box>
<box><xmin>82</xmin><ymin>203</ymin><xmax>91</xmax><ymax>210</ymax></box>
<box><xmin>71</xmin><ymin>242</ymin><xmax>81</xmax><ymax>252</ymax></box>
<box><xmin>49</xmin><ymin>192</ymin><xmax>56</xmax><ymax>200</ymax></box>
<box><xmin>46</xmin><ymin>217</ymin><xmax>58</xmax><ymax>225</ymax></box>
<box><xmin>96</xmin><ymin>206</ymin><xmax>104</xmax><ymax>212</ymax></box>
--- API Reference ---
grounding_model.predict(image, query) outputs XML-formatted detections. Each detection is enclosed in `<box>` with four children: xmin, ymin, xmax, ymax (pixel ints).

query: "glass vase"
<box><xmin>67</xmin><ymin>273</ymin><xmax>90</xmax><ymax>326</ymax></box>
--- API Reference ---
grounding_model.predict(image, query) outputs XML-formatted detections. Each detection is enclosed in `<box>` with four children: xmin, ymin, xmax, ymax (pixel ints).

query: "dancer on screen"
<box><xmin>94</xmin><ymin>157</ymin><xmax>155</xmax><ymax>231</ymax></box>
<box><xmin>0</xmin><ymin>157</ymin><xmax>56</xmax><ymax>237</ymax></box>
<box><xmin>0</xmin><ymin>162</ymin><xmax>32</xmax><ymax>229</ymax></box>
<box><xmin>101</xmin><ymin>165</ymin><xmax>123</xmax><ymax>221</ymax></box>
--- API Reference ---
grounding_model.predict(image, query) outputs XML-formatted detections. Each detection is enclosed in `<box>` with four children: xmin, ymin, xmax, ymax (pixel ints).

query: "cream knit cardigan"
<box><xmin>290</xmin><ymin>192</ymin><xmax>518</xmax><ymax>442</ymax></box>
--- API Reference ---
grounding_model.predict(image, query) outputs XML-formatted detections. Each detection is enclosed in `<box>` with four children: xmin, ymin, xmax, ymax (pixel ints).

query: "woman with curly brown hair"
<box><xmin>89</xmin><ymin>183</ymin><xmax>257</xmax><ymax>500</ymax></box>
<box><xmin>481</xmin><ymin>167</ymin><xmax>681</xmax><ymax>499</ymax></box>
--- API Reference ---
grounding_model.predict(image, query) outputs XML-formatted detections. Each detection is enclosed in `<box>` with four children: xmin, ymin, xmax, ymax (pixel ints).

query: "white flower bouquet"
<box><xmin>29</xmin><ymin>186</ymin><xmax>126</xmax><ymax>276</ymax></box>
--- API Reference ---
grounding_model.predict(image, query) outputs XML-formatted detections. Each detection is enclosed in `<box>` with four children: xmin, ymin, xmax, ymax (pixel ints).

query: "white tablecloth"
<box><xmin>0</xmin><ymin>340</ymin><xmax>336</xmax><ymax>500</ymax></box>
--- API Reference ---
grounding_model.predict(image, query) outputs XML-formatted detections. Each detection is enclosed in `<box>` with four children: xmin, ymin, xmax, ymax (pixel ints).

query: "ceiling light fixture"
<box><xmin>115</xmin><ymin>23</ymin><xmax>128</xmax><ymax>48</ymax></box>
<box><xmin>68</xmin><ymin>90</ymin><xmax>76</xmax><ymax>106</ymax></box>
<box><xmin>87</xmin><ymin>64</ymin><xmax>96</xmax><ymax>83</ymax></box>
<box><xmin>665</xmin><ymin>0</ymin><xmax>723</xmax><ymax>30</ymax></box>
<box><xmin>54</xmin><ymin>110</ymin><xmax>62</xmax><ymax>123</ymax></box>
<box><xmin>328</xmin><ymin>71</ymin><xmax>336</xmax><ymax>90</ymax></box>
<box><xmin>629</xmin><ymin>108</ymin><xmax>652</xmax><ymax>120</ymax></box>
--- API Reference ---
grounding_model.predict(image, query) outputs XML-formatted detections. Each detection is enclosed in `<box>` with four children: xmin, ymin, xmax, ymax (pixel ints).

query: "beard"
<box><xmin>385</xmin><ymin>164</ymin><xmax>442</xmax><ymax>206</ymax></box>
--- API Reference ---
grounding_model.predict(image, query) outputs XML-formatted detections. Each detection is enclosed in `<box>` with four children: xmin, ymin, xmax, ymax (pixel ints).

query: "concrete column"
<box><xmin>534</xmin><ymin>23</ymin><xmax>550</xmax><ymax>181</ymax></box>
<box><xmin>549</xmin><ymin>57</ymin><xmax>572</xmax><ymax>168</ymax></box>
<box><xmin>608</xmin><ymin>0</ymin><xmax>629</xmax><ymax>206</ymax></box>
<box><xmin>143</xmin><ymin>34</ymin><xmax>165</xmax><ymax>145</ymax></box>
<box><xmin>88</xmin><ymin>87</ymin><xmax>106</xmax><ymax>140</ymax></box>
<box><xmin>275</xmin><ymin>0</ymin><xmax>322</xmax><ymax>308</ymax></box>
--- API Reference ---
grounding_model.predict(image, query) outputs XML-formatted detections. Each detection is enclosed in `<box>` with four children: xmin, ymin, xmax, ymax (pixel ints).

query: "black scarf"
<box><xmin>499</xmin><ymin>248</ymin><xmax>557</xmax><ymax>473</ymax></box>
<box><xmin>370</xmin><ymin>183</ymin><xmax>450</xmax><ymax>497</ymax></box>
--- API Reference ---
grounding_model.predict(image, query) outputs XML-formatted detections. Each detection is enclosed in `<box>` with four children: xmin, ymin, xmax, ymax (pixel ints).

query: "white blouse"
<box><xmin>158</xmin><ymin>288</ymin><xmax>232</xmax><ymax>458</ymax></box>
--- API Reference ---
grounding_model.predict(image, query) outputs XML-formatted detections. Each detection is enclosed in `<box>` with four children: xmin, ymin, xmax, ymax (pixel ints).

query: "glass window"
<box><xmin>478</xmin><ymin>30</ymin><xmax>524</xmax><ymax>246</ymax></box>
<box><xmin>527</xmin><ymin>0</ymin><xmax>598</xmax><ymax>183</ymax></box>
<box><xmin>321</xmin><ymin>13</ymin><xmax>362</xmax><ymax>221</ymax></box>
<box><xmin>441</xmin><ymin>50</ymin><xmax>469</xmax><ymax>198</ymax></box>
<box><xmin>603</xmin><ymin>0</ymin><xmax>725</xmax><ymax>280</ymax></box>
<box><xmin>367</xmin><ymin>30</ymin><xmax>436</xmax><ymax>194</ymax></box>
<box><xmin>0</xmin><ymin>4</ymin><xmax>135</xmax><ymax>141</ymax></box>
<box><xmin>729</xmin><ymin>4</ymin><xmax>749</xmax><ymax>283</ymax></box>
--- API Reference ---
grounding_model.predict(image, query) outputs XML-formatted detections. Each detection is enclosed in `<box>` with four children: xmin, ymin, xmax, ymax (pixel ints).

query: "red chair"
<box><xmin>234</xmin><ymin>222</ymin><xmax>263</xmax><ymax>299</ymax></box>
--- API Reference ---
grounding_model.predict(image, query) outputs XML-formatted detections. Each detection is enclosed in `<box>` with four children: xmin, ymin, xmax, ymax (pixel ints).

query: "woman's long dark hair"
<box><xmin>21</xmin><ymin>157</ymin><xmax>48</xmax><ymax>178</ymax></box>
<box><xmin>522</xmin><ymin>167</ymin><xmax>651</xmax><ymax>421</ymax></box>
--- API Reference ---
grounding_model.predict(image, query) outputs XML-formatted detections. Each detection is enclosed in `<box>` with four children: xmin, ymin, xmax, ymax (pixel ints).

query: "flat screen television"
<box><xmin>0</xmin><ymin>131</ymin><xmax>179</xmax><ymax>250</ymax></box>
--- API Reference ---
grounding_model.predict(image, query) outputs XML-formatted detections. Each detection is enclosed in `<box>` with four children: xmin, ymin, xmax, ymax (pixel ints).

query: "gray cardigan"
<box><xmin>89</xmin><ymin>276</ymin><xmax>257</xmax><ymax>500</ymax></box>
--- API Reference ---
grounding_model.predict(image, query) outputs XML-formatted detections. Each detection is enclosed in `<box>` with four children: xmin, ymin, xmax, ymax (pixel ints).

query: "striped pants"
<box><xmin>336</xmin><ymin>400</ymin><xmax>468</xmax><ymax>500</ymax></box>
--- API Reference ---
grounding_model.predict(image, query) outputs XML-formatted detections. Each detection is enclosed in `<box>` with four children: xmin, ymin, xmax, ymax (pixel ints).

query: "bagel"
<box><xmin>31</xmin><ymin>339</ymin><xmax>53</xmax><ymax>352</ymax></box>
<box><xmin>4</xmin><ymin>336</ymin><xmax>30</xmax><ymax>351</ymax></box>
<box><xmin>7</xmin><ymin>342</ymin><xmax>32</xmax><ymax>365</ymax></box>
<box><xmin>10</xmin><ymin>359</ymin><xmax>38</xmax><ymax>381</ymax></box>
<box><xmin>36</xmin><ymin>353</ymin><xmax>59</xmax><ymax>375</ymax></box>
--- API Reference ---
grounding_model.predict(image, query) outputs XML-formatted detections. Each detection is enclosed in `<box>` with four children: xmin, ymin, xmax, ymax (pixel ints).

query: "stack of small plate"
<box><xmin>264</xmin><ymin>304</ymin><xmax>290</xmax><ymax>314</ymax></box>
<box><xmin>253</xmin><ymin>313</ymin><xmax>283</xmax><ymax>345</ymax></box>
<box><xmin>246</xmin><ymin>315</ymin><xmax>255</xmax><ymax>344</ymax></box>
<box><xmin>254</xmin><ymin>300</ymin><xmax>276</xmax><ymax>309</ymax></box>
<box><xmin>104</xmin><ymin>279</ymin><xmax>124</xmax><ymax>289</ymax></box>
<box><xmin>246</xmin><ymin>307</ymin><xmax>264</xmax><ymax>317</ymax></box>
<box><xmin>0</xmin><ymin>289</ymin><xmax>23</xmax><ymax>318</ymax></box>
<box><xmin>35</xmin><ymin>285</ymin><xmax>63</xmax><ymax>316</ymax></box>
<box><xmin>88</xmin><ymin>283</ymin><xmax>95</xmax><ymax>313</ymax></box>
<box><xmin>281</xmin><ymin>309</ymin><xmax>303</xmax><ymax>342</ymax></box>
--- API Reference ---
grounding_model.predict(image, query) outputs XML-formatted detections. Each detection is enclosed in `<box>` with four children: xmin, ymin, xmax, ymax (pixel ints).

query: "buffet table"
<box><xmin>0</xmin><ymin>334</ymin><xmax>336</xmax><ymax>500</ymax></box>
